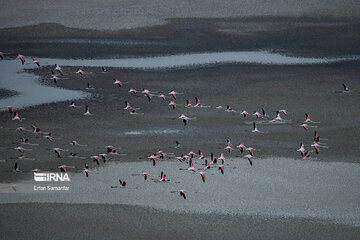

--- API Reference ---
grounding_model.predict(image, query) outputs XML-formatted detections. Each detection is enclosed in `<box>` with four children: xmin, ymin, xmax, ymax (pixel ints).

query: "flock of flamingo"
<box><xmin>0</xmin><ymin>52</ymin><xmax>350</xmax><ymax>198</ymax></box>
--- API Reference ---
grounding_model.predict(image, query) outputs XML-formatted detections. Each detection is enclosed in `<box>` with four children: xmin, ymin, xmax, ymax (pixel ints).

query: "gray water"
<box><xmin>41</xmin><ymin>51</ymin><xmax>359</xmax><ymax>68</ymax></box>
<box><xmin>1</xmin><ymin>157</ymin><xmax>360</xmax><ymax>226</ymax></box>
<box><xmin>0</xmin><ymin>60</ymin><xmax>87</xmax><ymax>110</ymax></box>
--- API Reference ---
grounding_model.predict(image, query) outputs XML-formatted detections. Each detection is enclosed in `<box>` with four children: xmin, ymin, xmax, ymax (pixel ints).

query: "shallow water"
<box><xmin>41</xmin><ymin>51</ymin><xmax>359</xmax><ymax>69</ymax></box>
<box><xmin>2</xmin><ymin>157</ymin><xmax>359</xmax><ymax>226</ymax></box>
<box><xmin>0</xmin><ymin>59</ymin><xmax>87</xmax><ymax>110</ymax></box>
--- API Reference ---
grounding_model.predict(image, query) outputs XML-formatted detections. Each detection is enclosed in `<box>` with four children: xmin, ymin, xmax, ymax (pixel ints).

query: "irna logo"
<box><xmin>34</xmin><ymin>172</ymin><xmax>70</xmax><ymax>182</ymax></box>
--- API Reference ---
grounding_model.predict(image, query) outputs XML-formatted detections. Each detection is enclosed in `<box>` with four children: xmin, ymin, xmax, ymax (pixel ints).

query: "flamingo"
<box><xmin>175</xmin><ymin>141</ymin><xmax>181</xmax><ymax>148</ymax></box>
<box><xmin>261</xmin><ymin>108</ymin><xmax>269</xmax><ymax>118</ymax></box>
<box><xmin>124</xmin><ymin>101</ymin><xmax>139</xmax><ymax>110</ymax></box>
<box><xmin>69</xmin><ymin>101</ymin><xmax>82</xmax><ymax>108</ymax></box>
<box><xmin>14</xmin><ymin>162</ymin><xmax>20</xmax><ymax>172</ymax></box>
<box><xmin>159</xmin><ymin>94</ymin><xmax>166</xmax><ymax>100</ymax></box>
<box><xmin>198</xmin><ymin>150</ymin><xmax>204</xmax><ymax>159</ymax></box>
<box><xmin>143</xmin><ymin>171</ymin><xmax>149</xmax><ymax>180</ymax></box>
<box><xmin>311</xmin><ymin>142</ymin><xmax>320</xmax><ymax>154</ymax></box>
<box><xmin>218</xmin><ymin>165</ymin><xmax>224</xmax><ymax>174</ymax></box>
<box><xmin>68</xmin><ymin>153</ymin><xmax>86</xmax><ymax>159</ymax></box>
<box><xmin>179</xmin><ymin>190</ymin><xmax>186</xmax><ymax>199</ymax></box>
<box><xmin>169</xmin><ymin>90</ymin><xmax>183</xmax><ymax>99</ymax></box>
<box><xmin>130</xmin><ymin>109</ymin><xmax>144</xmax><ymax>115</ymax></box>
<box><xmin>304</xmin><ymin>113</ymin><xmax>320</xmax><ymax>123</ymax></box>
<box><xmin>0</xmin><ymin>52</ymin><xmax>4</xmax><ymax>59</ymax></box>
<box><xmin>193</xmin><ymin>97</ymin><xmax>209</xmax><ymax>107</ymax></box>
<box><xmin>58</xmin><ymin>165</ymin><xmax>75</xmax><ymax>172</ymax></box>
<box><xmin>76</xmin><ymin>69</ymin><xmax>85</xmax><ymax>75</ymax></box>
<box><xmin>240</xmin><ymin>110</ymin><xmax>248</xmax><ymax>117</ymax></box>
<box><xmin>303</xmin><ymin>151</ymin><xmax>310</xmax><ymax>160</ymax></box>
<box><xmin>218</xmin><ymin>153</ymin><xmax>226</xmax><ymax>164</ymax></box>
<box><xmin>32</xmin><ymin>58</ymin><xmax>40</xmax><ymax>67</ymax></box>
<box><xmin>12</xmin><ymin>112</ymin><xmax>23</xmax><ymax>121</ymax></box>
<box><xmin>236</xmin><ymin>143</ymin><xmax>246</xmax><ymax>153</ymax></box>
<box><xmin>199</xmin><ymin>171</ymin><xmax>206</xmax><ymax>182</ymax></box>
<box><xmin>54</xmin><ymin>64</ymin><xmax>64</xmax><ymax>75</ymax></box>
<box><xmin>186</xmin><ymin>100</ymin><xmax>192</xmax><ymax>107</ymax></box>
<box><xmin>300</xmin><ymin>123</ymin><xmax>317</xmax><ymax>131</ymax></box>
<box><xmin>270</xmin><ymin>111</ymin><xmax>283</xmax><ymax>122</ymax></box>
<box><xmin>71</xmin><ymin>140</ymin><xmax>87</xmax><ymax>147</ymax></box>
<box><xmin>31</xmin><ymin>125</ymin><xmax>41</xmax><ymax>134</ymax></box>
<box><xmin>245</xmin><ymin>155</ymin><xmax>253</xmax><ymax>166</ymax></box>
<box><xmin>7</xmin><ymin>106</ymin><xmax>14</xmax><ymax>113</ymax></box>
<box><xmin>297</xmin><ymin>143</ymin><xmax>306</xmax><ymax>157</ymax></box>
<box><xmin>128</xmin><ymin>88</ymin><xmax>137</xmax><ymax>94</ymax></box>
<box><xmin>17</xmin><ymin>53</ymin><xmax>25</xmax><ymax>64</ymax></box>
<box><xmin>224</xmin><ymin>144</ymin><xmax>233</xmax><ymax>153</ymax></box>
<box><xmin>148</xmin><ymin>154</ymin><xmax>158</xmax><ymax>166</ymax></box>
<box><xmin>252</xmin><ymin>122</ymin><xmax>262</xmax><ymax>133</ymax></box>
<box><xmin>113</xmin><ymin>79</ymin><xmax>127</xmax><ymax>87</ymax></box>
<box><xmin>102</xmin><ymin>67</ymin><xmax>107</xmax><ymax>72</ymax></box>
<box><xmin>179</xmin><ymin>114</ymin><xmax>194</xmax><ymax>126</ymax></box>
<box><xmin>53</xmin><ymin>148</ymin><xmax>66</xmax><ymax>158</ymax></box>
<box><xmin>84</xmin><ymin>168</ymin><xmax>89</xmax><ymax>177</ymax></box>
<box><xmin>225</xmin><ymin>105</ymin><xmax>236</xmax><ymax>113</ymax></box>
<box><xmin>92</xmin><ymin>156</ymin><xmax>101</xmax><ymax>165</ymax></box>
<box><xmin>253</xmin><ymin>111</ymin><xmax>261</xmax><ymax>118</ymax></box>
<box><xmin>342</xmin><ymin>83</ymin><xmax>349</xmax><ymax>93</ymax></box>
<box><xmin>85</xmin><ymin>83</ymin><xmax>95</xmax><ymax>90</ymax></box>
<box><xmin>14</xmin><ymin>146</ymin><xmax>31</xmax><ymax>153</ymax></box>
<box><xmin>83</xmin><ymin>105</ymin><xmax>92</xmax><ymax>116</ymax></box>
<box><xmin>169</xmin><ymin>101</ymin><xmax>177</xmax><ymax>110</ymax></box>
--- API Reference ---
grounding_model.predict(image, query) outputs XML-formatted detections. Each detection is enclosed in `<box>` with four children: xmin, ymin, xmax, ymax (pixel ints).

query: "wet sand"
<box><xmin>1</xmin><ymin>17</ymin><xmax>360</xmax><ymax>238</ymax></box>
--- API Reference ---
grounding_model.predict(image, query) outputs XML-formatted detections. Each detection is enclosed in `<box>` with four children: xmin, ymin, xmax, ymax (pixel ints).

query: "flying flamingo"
<box><xmin>12</xmin><ymin>112</ymin><xmax>24</xmax><ymax>121</ymax></box>
<box><xmin>270</xmin><ymin>111</ymin><xmax>283</xmax><ymax>122</ymax></box>
<box><xmin>218</xmin><ymin>165</ymin><xmax>224</xmax><ymax>174</ymax></box>
<box><xmin>128</xmin><ymin>88</ymin><xmax>137</xmax><ymax>94</ymax></box>
<box><xmin>53</xmin><ymin>148</ymin><xmax>67</xmax><ymax>158</ymax></box>
<box><xmin>71</xmin><ymin>140</ymin><xmax>87</xmax><ymax>147</ymax></box>
<box><xmin>0</xmin><ymin>52</ymin><xmax>4</xmax><ymax>59</ymax></box>
<box><xmin>124</xmin><ymin>101</ymin><xmax>139</xmax><ymax>110</ymax></box>
<box><xmin>224</xmin><ymin>144</ymin><xmax>233</xmax><ymax>153</ymax></box>
<box><xmin>297</xmin><ymin>143</ymin><xmax>306</xmax><ymax>157</ymax></box>
<box><xmin>76</xmin><ymin>69</ymin><xmax>85</xmax><ymax>75</ymax></box>
<box><xmin>178</xmin><ymin>114</ymin><xmax>194</xmax><ymax>126</ymax></box>
<box><xmin>169</xmin><ymin>101</ymin><xmax>177</xmax><ymax>110</ymax></box>
<box><xmin>225</xmin><ymin>105</ymin><xmax>236</xmax><ymax>113</ymax></box>
<box><xmin>17</xmin><ymin>53</ymin><xmax>25</xmax><ymax>64</ymax></box>
<box><xmin>69</xmin><ymin>101</ymin><xmax>82</xmax><ymax>108</ymax></box>
<box><xmin>199</xmin><ymin>171</ymin><xmax>206</xmax><ymax>182</ymax></box>
<box><xmin>7</xmin><ymin>106</ymin><xmax>14</xmax><ymax>113</ymax></box>
<box><xmin>186</xmin><ymin>100</ymin><xmax>192</xmax><ymax>107</ymax></box>
<box><xmin>236</xmin><ymin>143</ymin><xmax>246</xmax><ymax>153</ymax></box>
<box><xmin>54</xmin><ymin>64</ymin><xmax>64</xmax><ymax>75</ymax></box>
<box><xmin>342</xmin><ymin>83</ymin><xmax>349</xmax><ymax>93</ymax></box>
<box><xmin>252</xmin><ymin>122</ymin><xmax>263</xmax><ymax>133</ymax></box>
<box><xmin>300</xmin><ymin>123</ymin><xmax>317</xmax><ymax>130</ymax></box>
<box><xmin>244</xmin><ymin>155</ymin><xmax>253</xmax><ymax>166</ymax></box>
<box><xmin>240</xmin><ymin>110</ymin><xmax>248</xmax><ymax>117</ymax></box>
<box><xmin>179</xmin><ymin>190</ymin><xmax>186</xmax><ymax>199</ymax></box>
<box><xmin>113</xmin><ymin>79</ymin><xmax>127</xmax><ymax>87</ymax></box>
<box><xmin>32</xmin><ymin>58</ymin><xmax>40</xmax><ymax>67</ymax></box>
<box><xmin>83</xmin><ymin>105</ymin><xmax>92</xmax><ymax>115</ymax></box>
<box><xmin>218</xmin><ymin>153</ymin><xmax>226</xmax><ymax>164</ymax></box>
<box><xmin>169</xmin><ymin>90</ymin><xmax>183</xmax><ymax>99</ymax></box>
<box><xmin>58</xmin><ymin>165</ymin><xmax>75</xmax><ymax>172</ymax></box>
<box><xmin>253</xmin><ymin>111</ymin><xmax>261</xmax><ymax>118</ymax></box>
<box><xmin>304</xmin><ymin>113</ymin><xmax>320</xmax><ymax>123</ymax></box>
